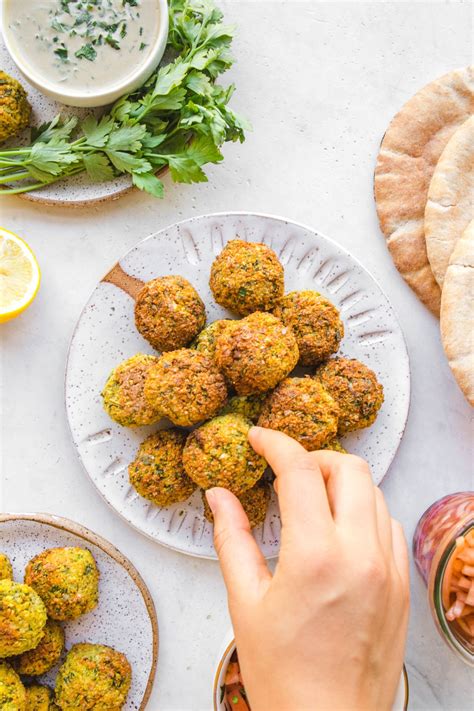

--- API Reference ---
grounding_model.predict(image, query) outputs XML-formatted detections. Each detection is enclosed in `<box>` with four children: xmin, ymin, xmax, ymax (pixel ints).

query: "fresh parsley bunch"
<box><xmin>0</xmin><ymin>0</ymin><xmax>249</xmax><ymax>198</ymax></box>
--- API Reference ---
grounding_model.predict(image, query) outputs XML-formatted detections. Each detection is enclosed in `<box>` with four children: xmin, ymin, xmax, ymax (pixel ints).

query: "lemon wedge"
<box><xmin>0</xmin><ymin>227</ymin><xmax>40</xmax><ymax>323</ymax></box>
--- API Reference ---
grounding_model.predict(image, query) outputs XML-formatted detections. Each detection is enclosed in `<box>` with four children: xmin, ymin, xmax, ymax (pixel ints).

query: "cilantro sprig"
<box><xmin>0</xmin><ymin>0</ymin><xmax>249</xmax><ymax>198</ymax></box>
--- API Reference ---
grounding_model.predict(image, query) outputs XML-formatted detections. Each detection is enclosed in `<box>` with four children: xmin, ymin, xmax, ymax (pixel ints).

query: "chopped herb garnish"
<box><xmin>75</xmin><ymin>42</ymin><xmax>97</xmax><ymax>61</ymax></box>
<box><xmin>54</xmin><ymin>45</ymin><xmax>69</xmax><ymax>61</ymax></box>
<box><xmin>120</xmin><ymin>23</ymin><xmax>127</xmax><ymax>38</ymax></box>
<box><xmin>139</xmin><ymin>42</ymin><xmax>147</xmax><ymax>51</ymax></box>
<box><xmin>105</xmin><ymin>34</ymin><xmax>120</xmax><ymax>49</ymax></box>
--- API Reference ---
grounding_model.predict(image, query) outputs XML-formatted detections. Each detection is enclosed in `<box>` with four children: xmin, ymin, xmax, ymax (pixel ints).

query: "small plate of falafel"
<box><xmin>66</xmin><ymin>212</ymin><xmax>410</xmax><ymax>559</ymax></box>
<box><xmin>0</xmin><ymin>512</ymin><xmax>158</xmax><ymax>710</ymax></box>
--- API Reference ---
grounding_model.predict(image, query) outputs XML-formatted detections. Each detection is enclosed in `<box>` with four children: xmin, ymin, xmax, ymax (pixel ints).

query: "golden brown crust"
<box><xmin>201</xmin><ymin>482</ymin><xmax>270</xmax><ymax>528</ymax></box>
<box><xmin>257</xmin><ymin>377</ymin><xmax>339</xmax><ymax>450</ymax></box>
<box><xmin>183</xmin><ymin>414</ymin><xmax>266</xmax><ymax>495</ymax></box>
<box><xmin>440</xmin><ymin>221</ymin><xmax>474</xmax><ymax>405</ymax></box>
<box><xmin>272</xmin><ymin>290</ymin><xmax>343</xmax><ymax>365</ymax></box>
<box><xmin>425</xmin><ymin>116</ymin><xmax>474</xmax><ymax>287</ymax></box>
<box><xmin>134</xmin><ymin>276</ymin><xmax>206</xmax><ymax>351</ymax></box>
<box><xmin>314</xmin><ymin>357</ymin><xmax>384</xmax><ymax>434</ymax></box>
<box><xmin>128</xmin><ymin>429</ymin><xmax>195</xmax><ymax>506</ymax></box>
<box><xmin>215</xmin><ymin>312</ymin><xmax>299</xmax><ymax>395</ymax></box>
<box><xmin>210</xmin><ymin>240</ymin><xmax>284</xmax><ymax>315</ymax></box>
<box><xmin>374</xmin><ymin>66</ymin><xmax>474</xmax><ymax>315</ymax></box>
<box><xmin>144</xmin><ymin>349</ymin><xmax>227</xmax><ymax>427</ymax></box>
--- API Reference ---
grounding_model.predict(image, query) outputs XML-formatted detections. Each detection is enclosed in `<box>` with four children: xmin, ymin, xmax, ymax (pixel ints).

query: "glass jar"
<box><xmin>413</xmin><ymin>492</ymin><xmax>474</xmax><ymax>666</ymax></box>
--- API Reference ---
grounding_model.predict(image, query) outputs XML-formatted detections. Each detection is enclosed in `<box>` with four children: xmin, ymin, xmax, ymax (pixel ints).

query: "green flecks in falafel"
<box><xmin>0</xmin><ymin>581</ymin><xmax>47</xmax><ymax>658</ymax></box>
<box><xmin>0</xmin><ymin>661</ymin><xmax>26</xmax><ymax>710</ymax></box>
<box><xmin>183</xmin><ymin>414</ymin><xmax>267</xmax><ymax>495</ymax></box>
<box><xmin>24</xmin><ymin>548</ymin><xmax>99</xmax><ymax>621</ymax></box>
<box><xmin>210</xmin><ymin>240</ymin><xmax>284</xmax><ymax>315</ymax></box>
<box><xmin>0</xmin><ymin>72</ymin><xmax>31</xmax><ymax>143</ymax></box>
<box><xmin>258</xmin><ymin>377</ymin><xmax>339</xmax><ymax>451</ymax></box>
<box><xmin>144</xmin><ymin>349</ymin><xmax>228</xmax><ymax>427</ymax></box>
<box><xmin>0</xmin><ymin>553</ymin><xmax>13</xmax><ymax>581</ymax></box>
<box><xmin>129</xmin><ymin>429</ymin><xmax>196</xmax><ymax>507</ymax></box>
<box><xmin>15</xmin><ymin>619</ymin><xmax>65</xmax><ymax>676</ymax></box>
<box><xmin>102</xmin><ymin>353</ymin><xmax>162</xmax><ymax>427</ymax></box>
<box><xmin>55</xmin><ymin>643</ymin><xmax>131</xmax><ymax>711</ymax></box>
<box><xmin>273</xmin><ymin>290</ymin><xmax>344</xmax><ymax>366</ymax></box>
<box><xmin>202</xmin><ymin>481</ymin><xmax>270</xmax><ymax>528</ymax></box>
<box><xmin>134</xmin><ymin>275</ymin><xmax>206</xmax><ymax>352</ymax></box>
<box><xmin>314</xmin><ymin>357</ymin><xmax>384</xmax><ymax>434</ymax></box>
<box><xmin>215</xmin><ymin>312</ymin><xmax>299</xmax><ymax>395</ymax></box>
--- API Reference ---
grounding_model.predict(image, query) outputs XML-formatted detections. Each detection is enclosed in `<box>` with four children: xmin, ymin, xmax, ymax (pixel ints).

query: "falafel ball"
<box><xmin>190</xmin><ymin>320</ymin><xmax>232</xmax><ymax>362</ymax></box>
<box><xmin>0</xmin><ymin>661</ymin><xmax>26</xmax><ymax>711</ymax></box>
<box><xmin>202</xmin><ymin>481</ymin><xmax>270</xmax><ymax>528</ymax></box>
<box><xmin>314</xmin><ymin>357</ymin><xmax>384</xmax><ymax>434</ymax></box>
<box><xmin>258</xmin><ymin>377</ymin><xmax>339</xmax><ymax>450</ymax></box>
<box><xmin>101</xmin><ymin>354</ymin><xmax>161</xmax><ymax>427</ymax></box>
<box><xmin>129</xmin><ymin>429</ymin><xmax>196</xmax><ymax>506</ymax></box>
<box><xmin>210</xmin><ymin>240</ymin><xmax>284</xmax><ymax>315</ymax></box>
<box><xmin>55</xmin><ymin>643</ymin><xmax>131</xmax><ymax>711</ymax></box>
<box><xmin>0</xmin><ymin>581</ymin><xmax>47</xmax><ymax>658</ymax></box>
<box><xmin>320</xmin><ymin>438</ymin><xmax>347</xmax><ymax>454</ymax></box>
<box><xmin>273</xmin><ymin>290</ymin><xmax>344</xmax><ymax>365</ymax></box>
<box><xmin>144</xmin><ymin>349</ymin><xmax>227</xmax><ymax>427</ymax></box>
<box><xmin>0</xmin><ymin>553</ymin><xmax>13</xmax><ymax>581</ymax></box>
<box><xmin>219</xmin><ymin>394</ymin><xmax>266</xmax><ymax>424</ymax></box>
<box><xmin>215</xmin><ymin>312</ymin><xmax>299</xmax><ymax>395</ymax></box>
<box><xmin>183</xmin><ymin>414</ymin><xmax>267</xmax><ymax>495</ymax></box>
<box><xmin>134</xmin><ymin>275</ymin><xmax>206</xmax><ymax>351</ymax></box>
<box><xmin>24</xmin><ymin>548</ymin><xmax>99</xmax><ymax>621</ymax></box>
<box><xmin>25</xmin><ymin>685</ymin><xmax>59</xmax><ymax>711</ymax></box>
<box><xmin>0</xmin><ymin>71</ymin><xmax>31</xmax><ymax>143</ymax></box>
<box><xmin>15</xmin><ymin>619</ymin><xmax>65</xmax><ymax>676</ymax></box>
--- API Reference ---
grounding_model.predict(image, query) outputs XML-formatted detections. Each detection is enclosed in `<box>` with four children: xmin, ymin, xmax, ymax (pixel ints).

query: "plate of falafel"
<box><xmin>0</xmin><ymin>512</ymin><xmax>158</xmax><ymax>710</ymax></box>
<box><xmin>66</xmin><ymin>212</ymin><xmax>410</xmax><ymax>559</ymax></box>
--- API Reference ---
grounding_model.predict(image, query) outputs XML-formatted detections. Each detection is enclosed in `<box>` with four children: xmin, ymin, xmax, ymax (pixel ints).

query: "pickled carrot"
<box><xmin>442</xmin><ymin>530</ymin><xmax>474</xmax><ymax>642</ymax></box>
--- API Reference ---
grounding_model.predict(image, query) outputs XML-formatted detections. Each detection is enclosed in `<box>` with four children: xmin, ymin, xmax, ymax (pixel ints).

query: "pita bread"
<box><xmin>374</xmin><ymin>67</ymin><xmax>474</xmax><ymax>316</ymax></box>
<box><xmin>440</xmin><ymin>220</ymin><xmax>474</xmax><ymax>405</ymax></box>
<box><xmin>425</xmin><ymin>116</ymin><xmax>474</xmax><ymax>287</ymax></box>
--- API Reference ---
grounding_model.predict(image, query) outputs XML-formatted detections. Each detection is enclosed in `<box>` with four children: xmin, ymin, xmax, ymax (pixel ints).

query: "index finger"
<box><xmin>249</xmin><ymin>427</ymin><xmax>334</xmax><ymax>538</ymax></box>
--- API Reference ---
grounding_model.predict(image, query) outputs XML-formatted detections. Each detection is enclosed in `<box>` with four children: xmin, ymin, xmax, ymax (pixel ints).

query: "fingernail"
<box><xmin>205</xmin><ymin>488</ymin><xmax>218</xmax><ymax>512</ymax></box>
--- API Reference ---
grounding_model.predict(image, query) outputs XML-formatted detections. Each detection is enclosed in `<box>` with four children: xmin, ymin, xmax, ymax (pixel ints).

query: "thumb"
<box><xmin>206</xmin><ymin>487</ymin><xmax>271</xmax><ymax>605</ymax></box>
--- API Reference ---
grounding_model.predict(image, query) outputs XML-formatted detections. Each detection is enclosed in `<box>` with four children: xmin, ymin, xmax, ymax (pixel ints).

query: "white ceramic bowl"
<box><xmin>213</xmin><ymin>632</ymin><xmax>409</xmax><ymax>711</ymax></box>
<box><xmin>1</xmin><ymin>0</ymin><xmax>169</xmax><ymax>108</ymax></box>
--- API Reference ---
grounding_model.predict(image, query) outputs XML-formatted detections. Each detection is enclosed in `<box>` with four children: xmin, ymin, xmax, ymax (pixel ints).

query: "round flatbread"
<box><xmin>425</xmin><ymin>116</ymin><xmax>474</xmax><ymax>287</ymax></box>
<box><xmin>374</xmin><ymin>66</ymin><xmax>474</xmax><ymax>316</ymax></box>
<box><xmin>440</xmin><ymin>220</ymin><xmax>474</xmax><ymax>405</ymax></box>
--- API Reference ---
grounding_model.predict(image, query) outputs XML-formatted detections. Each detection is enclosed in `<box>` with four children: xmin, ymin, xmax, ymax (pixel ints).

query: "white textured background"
<box><xmin>1</xmin><ymin>1</ymin><xmax>473</xmax><ymax>709</ymax></box>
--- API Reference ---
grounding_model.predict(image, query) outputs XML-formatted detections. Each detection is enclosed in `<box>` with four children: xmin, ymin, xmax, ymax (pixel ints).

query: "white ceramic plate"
<box><xmin>65</xmin><ymin>212</ymin><xmax>410</xmax><ymax>559</ymax></box>
<box><xmin>213</xmin><ymin>632</ymin><xmax>409</xmax><ymax>711</ymax></box>
<box><xmin>0</xmin><ymin>35</ymin><xmax>133</xmax><ymax>206</ymax></box>
<box><xmin>0</xmin><ymin>513</ymin><xmax>158</xmax><ymax>710</ymax></box>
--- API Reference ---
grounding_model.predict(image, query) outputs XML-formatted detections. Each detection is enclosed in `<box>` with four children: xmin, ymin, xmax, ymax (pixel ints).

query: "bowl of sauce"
<box><xmin>2</xmin><ymin>0</ymin><xmax>168</xmax><ymax>107</ymax></box>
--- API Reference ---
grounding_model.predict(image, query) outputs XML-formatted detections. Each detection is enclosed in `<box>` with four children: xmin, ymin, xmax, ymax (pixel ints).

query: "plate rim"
<box><xmin>0</xmin><ymin>511</ymin><xmax>159</xmax><ymax>710</ymax></box>
<box><xmin>64</xmin><ymin>211</ymin><xmax>411</xmax><ymax>558</ymax></box>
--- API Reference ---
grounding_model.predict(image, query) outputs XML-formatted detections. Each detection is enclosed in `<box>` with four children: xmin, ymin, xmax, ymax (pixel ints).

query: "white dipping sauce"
<box><xmin>4</xmin><ymin>0</ymin><xmax>160</xmax><ymax>94</ymax></box>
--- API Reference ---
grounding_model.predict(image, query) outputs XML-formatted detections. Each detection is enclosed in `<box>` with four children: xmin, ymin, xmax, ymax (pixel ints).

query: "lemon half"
<box><xmin>0</xmin><ymin>227</ymin><xmax>40</xmax><ymax>323</ymax></box>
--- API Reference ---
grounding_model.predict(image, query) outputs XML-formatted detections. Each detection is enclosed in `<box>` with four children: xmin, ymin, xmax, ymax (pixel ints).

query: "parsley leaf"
<box><xmin>82</xmin><ymin>115</ymin><xmax>115</xmax><ymax>148</ymax></box>
<box><xmin>83</xmin><ymin>153</ymin><xmax>115</xmax><ymax>181</ymax></box>
<box><xmin>132</xmin><ymin>172</ymin><xmax>164</xmax><ymax>197</ymax></box>
<box><xmin>75</xmin><ymin>43</ymin><xmax>97</xmax><ymax>61</ymax></box>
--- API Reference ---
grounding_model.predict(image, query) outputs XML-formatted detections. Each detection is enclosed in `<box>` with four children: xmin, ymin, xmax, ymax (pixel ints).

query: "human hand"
<box><xmin>206</xmin><ymin>427</ymin><xmax>409</xmax><ymax>711</ymax></box>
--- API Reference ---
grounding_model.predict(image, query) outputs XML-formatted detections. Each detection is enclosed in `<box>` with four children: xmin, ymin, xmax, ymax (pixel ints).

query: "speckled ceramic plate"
<box><xmin>0</xmin><ymin>513</ymin><xmax>158</xmax><ymax>710</ymax></box>
<box><xmin>0</xmin><ymin>35</ymin><xmax>133</xmax><ymax>206</ymax></box>
<box><xmin>65</xmin><ymin>212</ymin><xmax>411</xmax><ymax>559</ymax></box>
